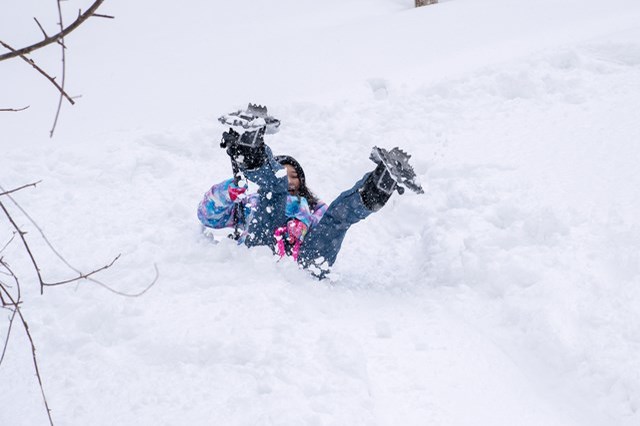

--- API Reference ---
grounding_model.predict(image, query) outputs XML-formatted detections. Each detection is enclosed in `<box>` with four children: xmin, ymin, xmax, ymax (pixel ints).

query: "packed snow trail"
<box><xmin>2</xmin><ymin>1</ymin><xmax>640</xmax><ymax>425</ymax></box>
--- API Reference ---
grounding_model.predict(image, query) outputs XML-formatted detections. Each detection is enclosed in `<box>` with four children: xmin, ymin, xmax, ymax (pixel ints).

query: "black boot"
<box><xmin>359</xmin><ymin>162</ymin><xmax>397</xmax><ymax>211</ymax></box>
<box><xmin>360</xmin><ymin>146</ymin><xmax>425</xmax><ymax>211</ymax></box>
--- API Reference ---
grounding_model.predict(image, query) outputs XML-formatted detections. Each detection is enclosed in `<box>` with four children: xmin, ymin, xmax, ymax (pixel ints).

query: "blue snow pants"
<box><xmin>242</xmin><ymin>148</ymin><xmax>372</xmax><ymax>274</ymax></box>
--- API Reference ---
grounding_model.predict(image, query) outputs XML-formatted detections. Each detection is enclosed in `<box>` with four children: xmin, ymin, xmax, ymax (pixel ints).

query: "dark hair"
<box><xmin>274</xmin><ymin>155</ymin><xmax>321</xmax><ymax>211</ymax></box>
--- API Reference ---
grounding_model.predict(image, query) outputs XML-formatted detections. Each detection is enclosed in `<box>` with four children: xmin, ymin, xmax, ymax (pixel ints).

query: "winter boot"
<box><xmin>359</xmin><ymin>146</ymin><xmax>424</xmax><ymax>211</ymax></box>
<box><xmin>359</xmin><ymin>162</ymin><xmax>397</xmax><ymax>211</ymax></box>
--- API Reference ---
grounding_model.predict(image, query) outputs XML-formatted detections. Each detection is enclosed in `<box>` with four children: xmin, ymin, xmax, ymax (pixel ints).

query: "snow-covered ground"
<box><xmin>2</xmin><ymin>0</ymin><xmax>640</xmax><ymax>425</ymax></box>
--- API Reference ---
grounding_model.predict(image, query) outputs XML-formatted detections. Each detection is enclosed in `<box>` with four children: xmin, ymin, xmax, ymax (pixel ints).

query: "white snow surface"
<box><xmin>2</xmin><ymin>0</ymin><xmax>640</xmax><ymax>425</ymax></box>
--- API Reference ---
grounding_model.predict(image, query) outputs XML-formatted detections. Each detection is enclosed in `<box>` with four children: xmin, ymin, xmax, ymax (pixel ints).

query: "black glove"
<box><xmin>221</xmin><ymin>127</ymin><xmax>267</xmax><ymax>170</ymax></box>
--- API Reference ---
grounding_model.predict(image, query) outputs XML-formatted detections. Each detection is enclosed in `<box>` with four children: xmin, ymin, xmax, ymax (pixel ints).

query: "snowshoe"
<box><xmin>369</xmin><ymin>146</ymin><xmax>424</xmax><ymax>195</ymax></box>
<box><xmin>218</xmin><ymin>103</ymin><xmax>281</xmax><ymax>135</ymax></box>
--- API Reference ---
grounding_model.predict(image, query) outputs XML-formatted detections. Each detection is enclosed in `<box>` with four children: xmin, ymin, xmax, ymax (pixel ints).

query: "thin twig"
<box><xmin>0</xmin><ymin>106</ymin><xmax>30</xmax><ymax>112</ymax></box>
<box><xmin>0</xmin><ymin>198</ymin><xmax>124</xmax><ymax>293</ymax></box>
<box><xmin>0</xmin><ymin>184</ymin><xmax>159</xmax><ymax>297</ymax></box>
<box><xmin>0</xmin><ymin>259</ymin><xmax>21</xmax><ymax>303</ymax></box>
<box><xmin>43</xmin><ymin>254</ymin><xmax>120</xmax><ymax>287</ymax></box>
<box><xmin>0</xmin><ymin>285</ymin><xmax>54</xmax><ymax>426</ymax></box>
<box><xmin>0</xmin><ymin>41</ymin><xmax>75</xmax><ymax>106</ymax></box>
<box><xmin>0</xmin><ymin>199</ymin><xmax>46</xmax><ymax>294</ymax></box>
<box><xmin>0</xmin><ymin>181</ymin><xmax>41</xmax><ymax>197</ymax></box>
<box><xmin>50</xmin><ymin>0</ymin><xmax>68</xmax><ymax>138</ymax></box>
<box><xmin>90</xmin><ymin>263</ymin><xmax>159</xmax><ymax>298</ymax></box>
<box><xmin>0</xmin><ymin>0</ymin><xmax>105</xmax><ymax>62</ymax></box>
<box><xmin>0</xmin><ymin>259</ymin><xmax>21</xmax><ymax>367</ymax></box>
<box><xmin>0</xmin><ymin>233</ymin><xmax>17</xmax><ymax>253</ymax></box>
<box><xmin>33</xmin><ymin>17</ymin><xmax>49</xmax><ymax>38</ymax></box>
<box><xmin>0</xmin><ymin>303</ymin><xmax>17</xmax><ymax>366</ymax></box>
<box><xmin>92</xmin><ymin>13</ymin><xmax>114</xmax><ymax>19</ymax></box>
<box><xmin>0</xmin><ymin>280</ymin><xmax>8</xmax><ymax>306</ymax></box>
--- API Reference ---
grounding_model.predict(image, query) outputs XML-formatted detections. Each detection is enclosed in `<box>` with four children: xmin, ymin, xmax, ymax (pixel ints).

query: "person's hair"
<box><xmin>274</xmin><ymin>155</ymin><xmax>321</xmax><ymax>211</ymax></box>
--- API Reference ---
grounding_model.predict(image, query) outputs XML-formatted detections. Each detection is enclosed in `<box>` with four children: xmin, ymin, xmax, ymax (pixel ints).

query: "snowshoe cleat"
<box><xmin>369</xmin><ymin>146</ymin><xmax>424</xmax><ymax>195</ymax></box>
<box><xmin>218</xmin><ymin>103</ymin><xmax>281</xmax><ymax>135</ymax></box>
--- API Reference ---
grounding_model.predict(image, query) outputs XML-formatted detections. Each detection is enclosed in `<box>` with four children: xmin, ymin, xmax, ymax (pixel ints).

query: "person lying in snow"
<box><xmin>197</xmin><ymin>105</ymin><xmax>422</xmax><ymax>278</ymax></box>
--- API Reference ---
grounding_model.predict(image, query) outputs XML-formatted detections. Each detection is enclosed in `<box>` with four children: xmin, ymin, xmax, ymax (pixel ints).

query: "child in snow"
<box><xmin>198</xmin><ymin>106</ymin><xmax>420</xmax><ymax>277</ymax></box>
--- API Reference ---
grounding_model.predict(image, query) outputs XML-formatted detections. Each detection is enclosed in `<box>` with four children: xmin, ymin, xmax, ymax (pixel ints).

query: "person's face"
<box><xmin>284</xmin><ymin>164</ymin><xmax>301</xmax><ymax>195</ymax></box>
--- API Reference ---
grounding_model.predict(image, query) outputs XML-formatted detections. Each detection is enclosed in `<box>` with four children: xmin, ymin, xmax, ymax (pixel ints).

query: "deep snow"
<box><xmin>2</xmin><ymin>0</ymin><xmax>640</xmax><ymax>425</ymax></box>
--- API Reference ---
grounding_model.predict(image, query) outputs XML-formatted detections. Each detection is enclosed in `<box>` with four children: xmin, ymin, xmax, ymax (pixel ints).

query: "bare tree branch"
<box><xmin>0</xmin><ymin>183</ymin><xmax>158</xmax><ymax>297</ymax></box>
<box><xmin>0</xmin><ymin>41</ymin><xmax>75</xmax><ymax>106</ymax></box>
<box><xmin>0</xmin><ymin>179</ymin><xmax>155</xmax><ymax>426</ymax></box>
<box><xmin>0</xmin><ymin>181</ymin><xmax>41</xmax><ymax>197</ymax></box>
<box><xmin>0</xmin><ymin>0</ymin><xmax>106</xmax><ymax>62</ymax></box>
<box><xmin>0</xmin><ymin>198</ymin><xmax>125</xmax><ymax>294</ymax></box>
<box><xmin>0</xmin><ymin>5</ymin><xmax>142</xmax><ymax>423</ymax></box>
<box><xmin>0</xmin><ymin>283</ymin><xmax>54</xmax><ymax>426</ymax></box>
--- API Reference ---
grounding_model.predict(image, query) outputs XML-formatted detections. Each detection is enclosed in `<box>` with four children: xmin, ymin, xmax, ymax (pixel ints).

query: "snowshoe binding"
<box><xmin>369</xmin><ymin>146</ymin><xmax>424</xmax><ymax>195</ymax></box>
<box><xmin>218</xmin><ymin>103</ymin><xmax>281</xmax><ymax>135</ymax></box>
